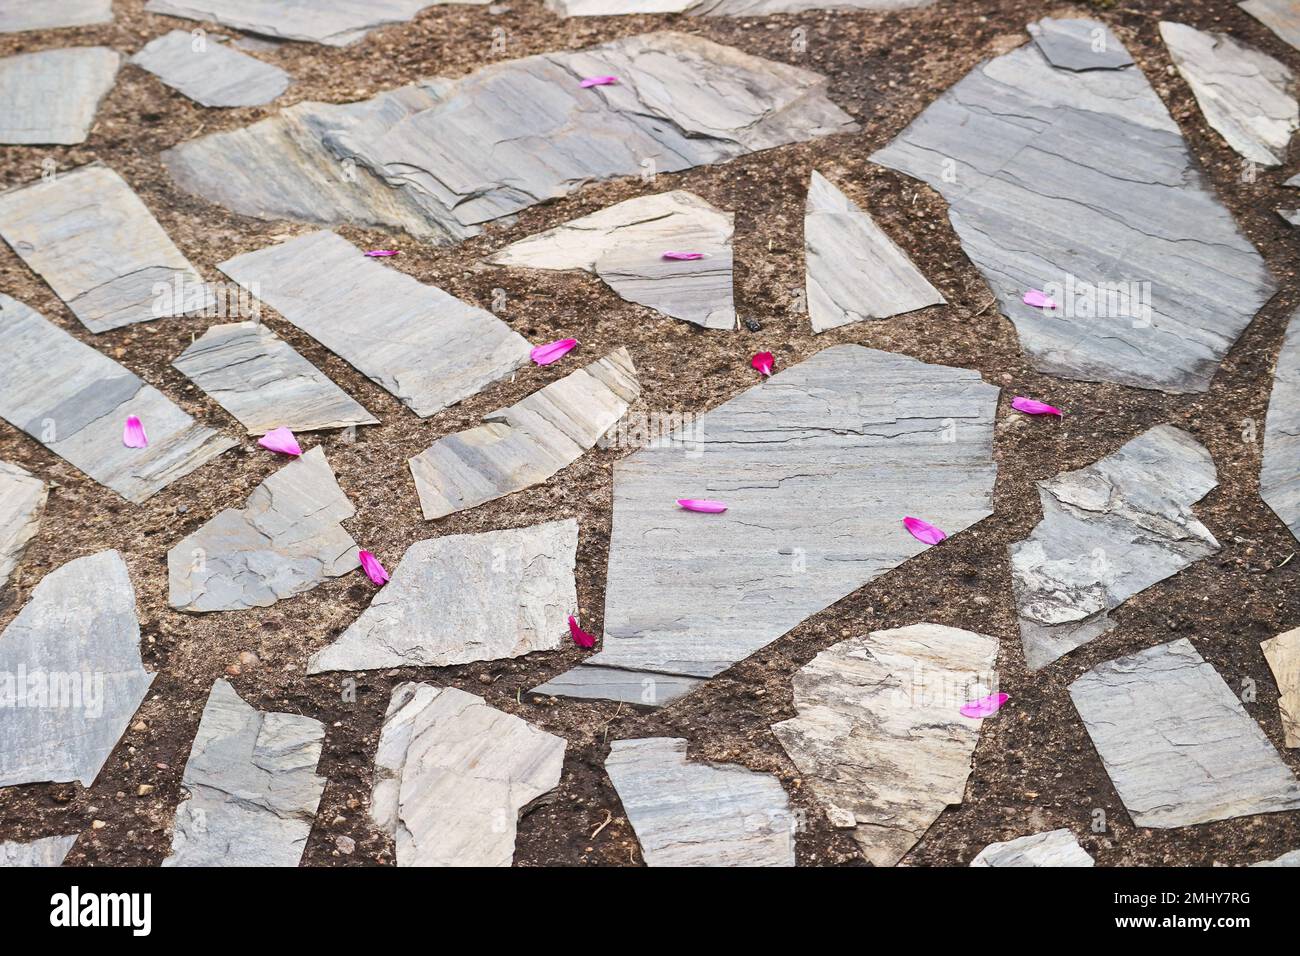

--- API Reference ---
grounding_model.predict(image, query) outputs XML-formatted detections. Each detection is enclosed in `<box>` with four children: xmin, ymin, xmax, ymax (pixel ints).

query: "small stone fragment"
<box><xmin>131</xmin><ymin>30</ymin><xmax>290</xmax><ymax>108</ymax></box>
<box><xmin>1261</xmin><ymin>626</ymin><xmax>1300</xmax><ymax>748</ymax></box>
<box><xmin>0</xmin><ymin>47</ymin><xmax>120</xmax><ymax>145</ymax></box>
<box><xmin>0</xmin><ymin>1</ymin><xmax>113</xmax><ymax>33</ymax></box>
<box><xmin>1262</xmin><ymin>308</ymin><xmax>1300</xmax><ymax>543</ymax></box>
<box><xmin>970</xmin><ymin>829</ymin><xmax>1095</xmax><ymax>867</ymax></box>
<box><xmin>0</xmin><ymin>461</ymin><xmax>46</xmax><ymax>591</ymax></box>
<box><xmin>0</xmin><ymin>835</ymin><xmax>78</xmax><ymax>867</ymax></box>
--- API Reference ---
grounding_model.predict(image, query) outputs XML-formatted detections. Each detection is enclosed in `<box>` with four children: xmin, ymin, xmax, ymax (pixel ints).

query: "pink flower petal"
<box><xmin>364</xmin><ymin>249</ymin><xmax>399</xmax><ymax>257</ymax></box>
<box><xmin>960</xmin><ymin>692</ymin><xmax>1009</xmax><ymax>719</ymax></box>
<box><xmin>751</xmin><ymin>351</ymin><xmax>774</xmax><ymax>377</ymax></box>
<box><xmin>568</xmin><ymin>615</ymin><xmax>596</xmax><ymax>649</ymax></box>
<box><xmin>677</xmin><ymin>499</ymin><xmax>727</xmax><ymax>513</ymax></box>
<box><xmin>580</xmin><ymin>76</ymin><xmax>618</xmax><ymax>88</ymax></box>
<box><xmin>123</xmin><ymin>415</ymin><xmax>148</xmax><ymax>448</ymax></box>
<box><xmin>531</xmin><ymin>338</ymin><xmax>578</xmax><ymax>366</ymax></box>
<box><xmin>1011</xmin><ymin>396</ymin><xmax>1063</xmax><ymax>417</ymax></box>
<box><xmin>662</xmin><ymin>251</ymin><xmax>706</xmax><ymax>260</ymax></box>
<box><xmin>358</xmin><ymin>550</ymin><xmax>389</xmax><ymax>586</ymax></box>
<box><xmin>258</xmin><ymin>426</ymin><xmax>303</xmax><ymax>457</ymax></box>
<box><xmin>1022</xmin><ymin>289</ymin><xmax>1058</xmax><ymax>310</ymax></box>
<box><xmin>903</xmin><ymin>516</ymin><xmax>947</xmax><ymax>545</ymax></box>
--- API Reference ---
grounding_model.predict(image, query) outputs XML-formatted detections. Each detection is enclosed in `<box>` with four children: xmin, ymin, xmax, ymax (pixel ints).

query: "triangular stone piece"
<box><xmin>0</xmin><ymin>461</ymin><xmax>46</xmax><ymax>591</ymax></box>
<box><xmin>1262</xmin><ymin>308</ymin><xmax>1300</xmax><ymax>543</ymax></box>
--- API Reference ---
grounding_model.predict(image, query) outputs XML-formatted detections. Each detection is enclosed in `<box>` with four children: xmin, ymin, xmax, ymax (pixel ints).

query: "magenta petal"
<box><xmin>123</xmin><ymin>415</ymin><xmax>148</xmax><ymax>448</ymax></box>
<box><xmin>364</xmin><ymin>249</ymin><xmax>399</xmax><ymax>257</ymax></box>
<box><xmin>1011</xmin><ymin>396</ymin><xmax>1064</xmax><ymax>417</ymax></box>
<box><xmin>903</xmin><ymin>516</ymin><xmax>947</xmax><ymax>545</ymax></box>
<box><xmin>358</xmin><ymin>550</ymin><xmax>389</xmax><ymax>586</ymax></box>
<box><xmin>531</xmin><ymin>338</ymin><xmax>578</xmax><ymax>366</ymax></box>
<box><xmin>580</xmin><ymin>76</ymin><xmax>618</xmax><ymax>88</ymax></box>
<box><xmin>258</xmin><ymin>426</ymin><xmax>303</xmax><ymax>457</ymax></box>
<box><xmin>1022</xmin><ymin>289</ymin><xmax>1058</xmax><ymax>310</ymax></box>
<box><xmin>960</xmin><ymin>692</ymin><xmax>1009</xmax><ymax>719</ymax></box>
<box><xmin>568</xmin><ymin>615</ymin><xmax>596</xmax><ymax>649</ymax></box>
<box><xmin>677</xmin><ymin>499</ymin><xmax>727</xmax><ymax>513</ymax></box>
<box><xmin>662</xmin><ymin>251</ymin><xmax>706</xmax><ymax>261</ymax></box>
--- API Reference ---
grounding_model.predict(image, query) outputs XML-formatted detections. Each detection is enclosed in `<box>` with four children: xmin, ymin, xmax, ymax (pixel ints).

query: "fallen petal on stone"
<box><xmin>569</xmin><ymin>615</ymin><xmax>596</xmax><ymax>649</ymax></box>
<box><xmin>0</xmin><ymin>461</ymin><xmax>46</xmax><ymax>591</ymax></box>
<box><xmin>1021</xmin><ymin>289</ymin><xmax>1057</xmax><ymax>310</ymax></box>
<box><xmin>1262</xmin><ymin>308</ymin><xmax>1300</xmax><ymax>543</ymax></box>
<box><xmin>358</xmin><ymin>550</ymin><xmax>389</xmax><ymax>587</ymax></box>
<box><xmin>1011</xmin><ymin>396</ymin><xmax>1063</xmax><ymax>417</ymax></box>
<box><xmin>122</xmin><ymin>415</ymin><xmax>148</xmax><ymax>448</ymax></box>
<box><xmin>531</xmin><ymin>338</ymin><xmax>578</xmax><ymax>366</ymax></box>
<box><xmin>364</xmin><ymin>249</ymin><xmax>399</xmax><ymax>257</ymax></box>
<box><xmin>0</xmin><ymin>47</ymin><xmax>120</xmax><ymax>145</ymax></box>
<box><xmin>662</xmin><ymin>250</ymin><xmax>705</xmax><ymax>260</ymax></box>
<box><xmin>131</xmin><ymin>30</ymin><xmax>289</xmax><ymax>108</ymax></box>
<box><xmin>677</xmin><ymin>499</ymin><xmax>727</xmax><ymax>513</ymax></box>
<box><xmin>960</xmin><ymin>692</ymin><xmax>1008</xmax><ymax>719</ymax></box>
<box><xmin>580</xmin><ymin>75</ymin><xmax>618</xmax><ymax>86</ymax></box>
<box><xmin>1261</xmin><ymin>626</ymin><xmax>1300</xmax><ymax>748</ymax></box>
<box><xmin>751</xmin><ymin>351</ymin><xmax>773</xmax><ymax>376</ymax></box>
<box><xmin>0</xmin><ymin>835</ymin><xmax>79</xmax><ymax>867</ymax></box>
<box><xmin>903</xmin><ymin>515</ymin><xmax>946</xmax><ymax>545</ymax></box>
<box><xmin>971</xmin><ymin>829</ymin><xmax>1094</xmax><ymax>867</ymax></box>
<box><xmin>257</xmin><ymin>426</ymin><xmax>302</xmax><ymax>457</ymax></box>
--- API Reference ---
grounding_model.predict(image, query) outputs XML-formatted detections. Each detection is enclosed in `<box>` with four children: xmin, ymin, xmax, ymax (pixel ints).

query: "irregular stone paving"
<box><xmin>0</xmin><ymin>295</ymin><xmax>235</xmax><ymax>504</ymax></box>
<box><xmin>1242</xmin><ymin>0</ymin><xmax>1300</xmax><ymax>53</ymax></box>
<box><xmin>1027</xmin><ymin>16</ymin><xmax>1135</xmax><ymax>70</ymax></box>
<box><xmin>371</xmin><ymin>684</ymin><xmax>566</xmax><ymax>867</ymax></box>
<box><xmin>1261</xmin><ymin>626</ymin><xmax>1300</xmax><ymax>748</ymax></box>
<box><xmin>173</xmin><ymin>321</ymin><xmax>377</xmax><ymax>435</ymax></box>
<box><xmin>605</xmin><ymin>738</ymin><xmax>795</xmax><ymax>867</ymax></box>
<box><xmin>871</xmin><ymin>18</ymin><xmax>1277</xmax><ymax>393</ymax></box>
<box><xmin>309</xmin><ymin>519</ymin><xmax>577</xmax><ymax>673</ymax></box>
<box><xmin>0</xmin><ymin>835</ymin><xmax>78</xmax><ymax>867</ymax></box>
<box><xmin>1160</xmin><ymin>21</ymin><xmax>1298</xmax><ymax>168</ymax></box>
<box><xmin>163</xmin><ymin>680</ymin><xmax>326</xmax><ymax>867</ymax></box>
<box><xmin>1011</xmin><ymin>425</ymin><xmax>1220</xmax><ymax>671</ymax></box>
<box><xmin>0</xmin><ymin>551</ymin><xmax>154</xmax><ymax>789</ymax></box>
<box><xmin>548</xmin><ymin>0</ymin><xmax>935</xmax><ymax>14</ymax></box>
<box><xmin>1069</xmin><ymin>638</ymin><xmax>1300</xmax><ymax>828</ymax></box>
<box><xmin>0</xmin><ymin>461</ymin><xmax>46</xmax><ymax>591</ymax></box>
<box><xmin>804</xmin><ymin>170</ymin><xmax>944</xmax><ymax>333</ymax></box>
<box><xmin>167</xmin><ymin>447</ymin><xmax>360</xmax><ymax>612</ymax></box>
<box><xmin>219</xmin><ymin>231</ymin><xmax>531</xmax><ymax>417</ymax></box>
<box><xmin>0</xmin><ymin>164</ymin><xmax>211</xmax><ymax>333</ymax></box>
<box><xmin>772</xmin><ymin>624</ymin><xmax>999</xmax><ymax>866</ymax></box>
<box><xmin>487</xmin><ymin>191</ymin><xmax>735</xmax><ymax>330</ymax></box>
<box><xmin>164</xmin><ymin>32</ymin><xmax>857</xmax><ymax>243</ymax></box>
<box><xmin>131</xmin><ymin>30</ymin><xmax>290</xmax><ymax>108</ymax></box>
<box><xmin>970</xmin><ymin>829</ymin><xmax>1095</xmax><ymax>867</ymax></box>
<box><xmin>410</xmin><ymin>349</ymin><xmax>640</xmax><ymax>520</ymax></box>
<box><xmin>1254</xmin><ymin>849</ymin><xmax>1300</xmax><ymax>866</ymax></box>
<box><xmin>533</xmin><ymin>346</ymin><xmax>997</xmax><ymax>706</ymax></box>
<box><xmin>0</xmin><ymin>1</ymin><xmax>113</xmax><ymax>32</ymax></box>
<box><xmin>1262</xmin><ymin>308</ymin><xmax>1300</xmax><ymax>543</ymax></box>
<box><xmin>0</xmin><ymin>47</ymin><xmax>120</xmax><ymax>145</ymax></box>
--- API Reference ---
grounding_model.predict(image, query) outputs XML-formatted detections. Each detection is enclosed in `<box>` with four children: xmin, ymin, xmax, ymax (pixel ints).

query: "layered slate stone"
<box><xmin>0</xmin><ymin>461</ymin><xmax>46</xmax><ymax>591</ymax></box>
<box><xmin>1261</xmin><ymin>626</ymin><xmax>1300</xmax><ymax>748</ymax></box>
<box><xmin>1160</xmin><ymin>22</ymin><xmax>1298</xmax><ymax>168</ymax></box>
<box><xmin>173</xmin><ymin>322</ymin><xmax>377</xmax><ymax>435</ymax></box>
<box><xmin>0</xmin><ymin>164</ymin><xmax>211</xmax><ymax>333</ymax></box>
<box><xmin>0</xmin><ymin>1</ymin><xmax>113</xmax><ymax>32</ymax></box>
<box><xmin>804</xmin><ymin>170</ymin><xmax>943</xmax><ymax>333</ymax></box>
<box><xmin>219</xmin><ymin>231</ymin><xmax>531</xmax><ymax>417</ymax></box>
<box><xmin>870</xmin><ymin>19</ymin><xmax>1277</xmax><ymax>393</ymax></box>
<box><xmin>371</xmin><ymin>684</ymin><xmax>566</xmax><ymax>867</ymax></box>
<box><xmin>163</xmin><ymin>680</ymin><xmax>326</xmax><ymax>867</ymax></box>
<box><xmin>0</xmin><ymin>551</ymin><xmax>155</xmax><ymax>789</ymax></box>
<box><xmin>0</xmin><ymin>836</ymin><xmax>78</xmax><ymax>867</ymax></box>
<box><xmin>0</xmin><ymin>295</ymin><xmax>235</xmax><ymax>504</ymax></box>
<box><xmin>1027</xmin><ymin>16</ymin><xmax>1135</xmax><ymax>71</ymax></box>
<box><xmin>164</xmin><ymin>32</ymin><xmax>856</xmax><ymax>243</ymax></box>
<box><xmin>1262</xmin><ymin>308</ymin><xmax>1300</xmax><ymax>542</ymax></box>
<box><xmin>605</xmin><ymin>738</ymin><xmax>795</xmax><ymax>867</ymax></box>
<box><xmin>131</xmin><ymin>30</ymin><xmax>290</xmax><ymax>108</ymax></box>
<box><xmin>410</xmin><ymin>349</ymin><xmax>640</xmax><ymax>520</ymax></box>
<box><xmin>1255</xmin><ymin>849</ymin><xmax>1300</xmax><ymax>866</ymax></box>
<box><xmin>970</xmin><ymin>829</ymin><xmax>1094</xmax><ymax>867</ymax></box>
<box><xmin>547</xmin><ymin>0</ymin><xmax>935</xmax><ymax>14</ymax></box>
<box><xmin>533</xmin><ymin>346</ymin><xmax>998</xmax><ymax>706</ymax></box>
<box><xmin>1069</xmin><ymin>638</ymin><xmax>1300</xmax><ymax>827</ymax></box>
<box><xmin>0</xmin><ymin>47</ymin><xmax>120</xmax><ymax>145</ymax></box>
<box><xmin>487</xmin><ymin>191</ymin><xmax>735</xmax><ymax>330</ymax></box>
<box><xmin>1011</xmin><ymin>425</ymin><xmax>1220</xmax><ymax>671</ymax></box>
<box><xmin>1242</xmin><ymin>0</ymin><xmax>1300</xmax><ymax>53</ymax></box>
<box><xmin>167</xmin><ymin>447</ymin><xmax>360</xmax><ymax>612</ymax></box>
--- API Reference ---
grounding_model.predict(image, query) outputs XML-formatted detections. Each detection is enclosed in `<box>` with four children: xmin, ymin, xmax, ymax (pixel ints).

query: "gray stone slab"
<box><xmin>132</xmin><ymin>30</ymin><xmax>289</xmax><ymax>108</ymax></box>
<box><xmin>0</xmin><ymin>295</ymin><xmax>235</xmax><ymax>504</ymax></box>
<box><xmin>163</xmin><ymin>32</ymin><xmax>856</xmax><ymax>243</ymax></box>
<box><xmin>1070</xmin><ymin>638</ymin><xmax>1300</xmax><ymax>827</ymax></box>
<box><xmin>1242</xmin><ymin>0</ymin><xmax>1300</xmax><ymax>53</ymax></box>
<box><xmin>0</xmin><ymin>163</ymin><xmax>211</xmax><ymax>333</ymax></box>
<box><xmin>0</xmin><ymin>551</ymin><xmax>155</xmax><ymax>789</ymax></box>
<box><xmin>173</xmin><ymin>321</ymin><xmax>377</xmax><ymax>435</ymax></box>
<box><xmin>606</xmin><ymin>738</ymin><xmax>795</xmax><ymax>867</ymax></box>
<box><xmin>1263</xmin><ymin>308</ymin><xmax>1300</xmax><ymax>543</ymax></box>
<box><xmin>1254</xmin><ymin>849</ymin><xmax>1300</xmax><ymax>866</ymax></box>
<box><xmin>487</xmin><ymin>191</ymin><xmax>735</xmax><ymax>330</ymax></box>
<box><xmin>805</xmin><ymin>170</ymin><xmax>943</xmax><ymax>333</ymax></box>
<box><xmin>533</xmin><ymin>345</ymin><xmax>998</xmax><ymax>707</ymax></box>
<box><xmin>309</xmin><ymin>519</ymin><xmax>577</xmax><ymax>673</ymax></box>
<box><xmin>0</xmin><ymin>835</ymin><xmax>78</xmax><ymax>867</ymax></box>
<box><xmin>163</xmin><ymin>680</ymin><xmax>325</xmax><ymax>867</ymax></box>
<box><xmin>0</xmin><ymin>461</ymin><xmax>46</xmax><ymax>591</ymax></box>
<box><xmin>1261</xmin><ymin>626</ymin><xmax>1300</xmax><ymax>748</ymax></box>
<box><xmin>410</xmin><ymin>348</ymin><xmax>640</xmax><ymax>520</ymax></box>
<box><xmin>371</xmin><ymin>683</ymin><xmax>565</xmax><ymax>866</ymax></box>
<box><xmin>0</xmin><ymin>1</ymin><xmax>113</xmax><ymax>32</ymax></box>
<box><xmin>548</xmin><ymin>0</ymin><xmax>934</xmax><ymax>14</ymax></box>
<box><xmin>0</xmin><ymin>47</ymin><xmax>119</xmax><ymax>145</ymax></box>
<box><xmin>1011</xmin><ymin>425</ymin><xmax>1219</xmax><ymax>671</ymax></box>
<box><xmin>1028</xmin><ymin>17</ymin><xmax>1135</xmax><ymax>71</ymax></box>
<box><xmin>871</xmin><ymin>19</ymin><xmax>1277</xmax><ymax>393</ymax></box>
<box><xmin>970</xmin><ymin>829</ymin><xmax>1094</xmax><ymax>867</ymax></box>
<box><xmin>1283</xmin><ymin>207</ymin><xmax>1300</xmax><ymax>227</ymax></box>
<box><xmin>219</xmin><ymin>231</ymin><xmax>531</xmax><ymax>417</ymax></box>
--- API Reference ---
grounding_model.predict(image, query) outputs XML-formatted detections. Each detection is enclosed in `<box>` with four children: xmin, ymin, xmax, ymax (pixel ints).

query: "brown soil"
<box><xmin>1</xmin><ymin>0</ymin><xmax>1298</xmax><ymax>868</ymax></box>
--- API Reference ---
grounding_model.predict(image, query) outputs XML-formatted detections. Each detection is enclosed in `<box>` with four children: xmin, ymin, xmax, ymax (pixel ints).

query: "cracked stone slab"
<box><xmin>871</xmin><ymin>19</ymin><xmax>1277</xmax><ymax>393</ymax></box>
<box><xmin>0</xmin><ymin>835</ymin><xmax>78</xmax><ymax>867</ymax></box>
<box><xmin>548</xmin><ymin>1</ymin><xmax>934</xmax><ymax>14</ymax></box>
<box><xmin>1160</xmin><ymin>21</ymin><xmax>1297</xmax><ymax>168</ymax></box>
<box><xmin>0</xmin><ymin>551</ymin><xmax>155</xmax><ymax>789</ymax></box>
<box><xmin>167</xmin><ymin>446</ymin><xmax>359</xmax><ymax>612</ymax></box>
<box><xmin>371</xmin><ymin>683</ymin><xmax>565</xmax><ymax>867</ymax></box>
<box><xmin>606</xmin><ymin>738</ymin><xmax>795</xmax><ymax>867</ymax></box>
<box><xmin>804</xmin><ymin>170</ymin><xmax>944</xmax><ymax>333</ymax></box>
<box><xmin>163</xmin><ymin>680</ymin><xmax>325</xmax><ymax>867</ymax></box>
<box><xmin>1262</xmin><ymin>308</ymin><xmax>1300</xmax><ymax>542</ymax></box>
<box><xmin>1011</xmin><ymin>425</ymin><xmax>1220</xmax><ymax>671</ymax></box>
<box><xmin>219</xmin><ymin>231</ymin><xmax>531</xmax><ymax>417</ymax></box>
<box><xmin>163</xmin><ymin>32</ymin><xmax>856</xmax><ymax>243</ymax></box>
<box><xmin>1261</xmin><ymin>626</ymin><xmax>1300</xmax><ymax>748</ymax></box>
<box><xmin>0</xmin><ymin>1</ymin><xmax>113</xmax><ymax>32</ymax></box>
<box><xmin>173</xmin><ymin>321</ymin><xmax>377</xmax><ymax>435</ymax></box>
<box><xmin>0</xmin><ymin>164</ymin><xmax>211</xmax><ymax>333</ymax></box>
<box><xmin>309</xmin><ymin>519</ymin><xmax>577</xmax><ymax>673</ymax></box>
<box><xmin>132</xmin><ymin>30</ymin><xmax>290</xmax><ymax>108</ymax></box>
<box><xmin>532</xmin><ymin>345</ymin><xmax>998</xmax><ymax>706</ymax></box>
<box><xmin>0</xmin><ymin>461</ymin><xmax>46</xmax><ymax>591</ymax></box>
<box><xmin>0</xmin><ymin>295</ymin><xmax>235</xmax><ymax>504</ymax></box>
<box><xmin>1242</xmin><ymin>0</ymin><xmax>1300</xmax><ymax>53</ymax></box>
<box><xmin>970</xmin><ymin>829</ymin><xmax>1094</xmax><ymax>867</ymax></box>
<box><xmin>1028</xmin><ymin>17</ymin><xmax>1135</xmax><ymax>71</ymax></box>
<box><xmin>1070</xmin><ymin>638</ymin><xmax>1300</xmax><ymax>827</ymax></box>
<box><xmin>772</xmin><ymin>624</ymin><xmax>999</xmax><ymax>867</ymax></box>
<box><xmin>487</xmin><ymin>191</ymin><xmax>735</xmax><ymax>329</ymax></box>
<box><xmin>410</xmin><ymin>349</ymin><xmax>640</xmax><ymax>520</ymax></box>
<box><xmin>0</xmin><ymin>47</ymin><xmax>120</xmax><ymax>145</ymax></box>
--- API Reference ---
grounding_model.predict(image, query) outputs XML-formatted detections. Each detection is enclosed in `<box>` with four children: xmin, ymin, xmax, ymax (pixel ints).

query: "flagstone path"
<box><xmin>131</xmin><ymin>30</ymin><xmax>290</xmax><ymax>108</ymax></box>
<box><xmin>970</xmin><ymin>829</ymin><xmax>1095</xmax><ymax>867</ymax></box>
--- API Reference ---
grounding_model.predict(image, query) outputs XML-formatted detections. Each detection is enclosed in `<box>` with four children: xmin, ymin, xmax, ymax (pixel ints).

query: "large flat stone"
<box><xmin>410</xmin><ymin>349</ymin><xmax>640</xmax><ymax>519</ymax></box>
<box><xmin>1262</xmin><ymin>308</ymin><xmax>1300</xmax><ymax>543</ymax></box>
<box><xmin>1254</xmin><ymin>849</ymin><xmax>1300</xmax><ymax>866</ymax></box>
<box><xmin>0</xmin><ymin>461</ymin><xmax>46</xmax><ymax>591</ymax></box>
<box><xmin>0</xmin><ymin>295</ymin><xmax>235</xmax><ymax>504</ymax></box>
<box><xmin>163</xmin><ymin>680</ymin><xmax>325</xmax><ymax>867</ymax></box>
<box><xmin>0</xmin><ymin>836</ymin><xmax>78</xmax><ymax>867</ymax></box>
<box><xmin>0</xmin><ymin>1</ymin><xmax>113</xmax><ymax>32</ymax></box>
<box><xmin>309</xmin><ymin>519</ymin><xmax>577</xmax><ymax>673</ymax></box>
<box><xmin>132</xmin><ymin>30</ymin><xmax>290</xmax><ymax>108</ymax></box>
<box><xmin>1069</xmin><ymin>638</ymin><xmax>1300</xmax><ymax>828</ymax></box>
<box><xmin>167</xmin><ymin>446</ymin><xmax>360</xmax><ymax>612</ymax></box>
<box><xmin>487</xmin><ymin>191</ymin><xmax>734</xmax><ymax>330</ymax></box>
<box><xmin>1011</xmin><ymin>425</ymin><xmax>1219</xmax><ymax>671</ymax></box>
<box><xmin>1242</xmin><ymin>0</ymin><xmax>1300</xmax><ymax>53</ymax></box>
<box><xmin>1261</xmin><ymin>626</ymin><xmax>1300</xmax><ymax>748</ymax></box>
<box><xmin>533</xmin><ymin>345</ymin><xmax>998</xmax><ymax>706</ymax></box>
<box><xmin>871</xmin><ymin>19</ymin><xmax>1277</xmax><ymax>393</ymax></box>
<box><xmin>219</xmin><ymin>231</ymin><xmax>531</xmax><ymax>417</ymax></box>
<box><xmin>548</xmin><ymin>0</ymin><xmax>934</xmax><ymax>14</ymax></box>
<box><xmin>0</xmin><ymin>551</ymin><xmax>154</xmax><ymax>789</ymax></box>
<box><xmin>0</xmin><ymin>47</ymin><xmax>120</xmax><ymax>145</ymax></box>
<box><xmin>371</xmin><ymin>684</ymin><xmax>565</xmax><ymax>867</ymax></box>
<box><xmin>970</xmin><ymin>829</ymin><xmax>1094</xmax><ymax>867</ymax></box>
<box><xmin>605</xmin><ymin>737</ymin><xmax>795</xmax><ymax>867</ymax></box>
